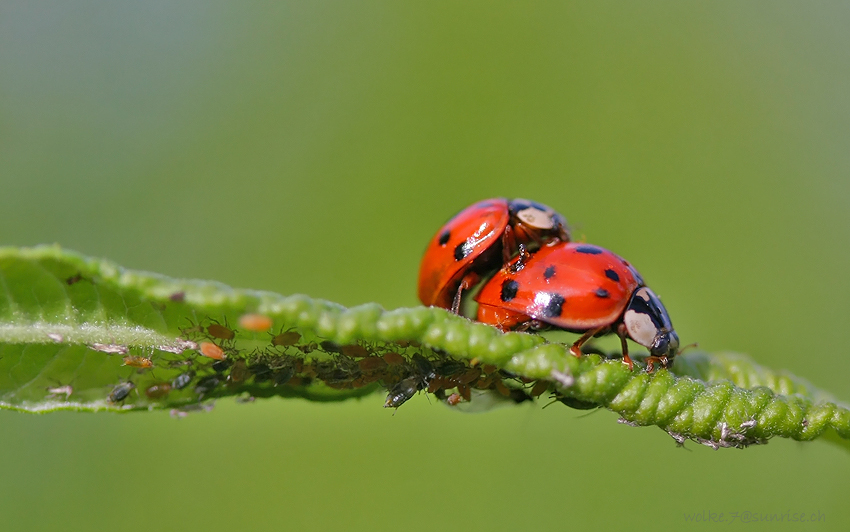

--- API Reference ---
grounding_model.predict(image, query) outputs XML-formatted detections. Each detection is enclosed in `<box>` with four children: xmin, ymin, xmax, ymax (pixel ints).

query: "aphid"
<box><xmin>249</xmin><ymin>363</ymin><xmax>273</xmax><ymax>382</ymax></box>
<box><xmin>273</xmin><ymin>366</ymin><xmax>295</xmax><ymax>387</ymax></box>
<box><xmin>271</xmin><ymin>330</ymin><xmax>301</xmax><ymax>347</ymax></box>
<box><xmin>212</xmin><ymin>358</ymin><xmax>233</xmax><ymax>373</ymax></box>
<box><xmin>199</xmin><ymin>341</ymin><xmax>226</xmax><ymax>360</ymax></box>
<box><xmin>169</xmin><ymin>291</ymin><xmax>186</xmax><ymax>302</ymax></box>
<box><xmin>66</xmin><ymin>273</ymin><xmax>84</xmax><ymax>285</ymax></box>
<box><xmin>494</xmin><ymin>380</ymin><xmax>511</xmax><ymax>397</ymax></box>
<box><xmin>145</xmin><ymin>382</ymin><xmax>172</xmax><ymax>399</ymax></box>
<box><xmin>530</xmin><ymin>380</ymin><xmax>549</xmax><ymax>397</ymax></box>
<box><xmin>45</xmin><ymin>385</ymin><xmax>73</xmax><ymax>400</ymax></box>
<box><xmin>207</xmin><ymin>323</ymin><xmax>235</xmax><ymax>341</ymax></box>
<box><xmin>458</xmin><ymin>367</ymin><xmax>482</xmax><ymax>385</ymax></box>
<box><xmin>194</xmin><ymin>375</ymin><xmax>221</xmax><ymax>397</ymax></box>
<box><xmin>239</xmin><ymin>313</ymin><xmax>274</xmax><ymax>333</ymax></box>
<box><xmin>357</xmin><ymin>357</ymin><xmax>387</xmax><ymax>372</ymax></box>
<box><xmin>108</xmin><ymin>382</ymin><xmax>136</xmax><ymax>403</ymax></box>
<box><xmin>340</xmin><ymin>344</ymin><xmax>371</xmax><ymax>358</ymax></box>
<box><xmin>229</xmin><ymin>360</ymin><xmax>249</xmax><ymax>385</ymax></box>
<box><xmin>89</xmin><ymin>343</ymin><xmax>129</xmax><ymax>355</ymax></box>
<box><xmin>171</xmin><ymin>370</ymin><xmax>195</xmax><ymax>390</ymax></box>
<box><xmin>180</xmin><ymin>319</ymin><xmax>205</xmax><ymax>337</ymax></box>
<box><xmin>394</xmin><ymin>340</ymin><xmax>421</xmax><ymax>348</ymax></box>
<box><xmin>382</xmin><ymin>352</ymin><xmax>405</xmax><ymax>365</ymax></box>
<box><xmin>122</xmin><ymin>354</ymin><xmax>154</xmax><ymax>369</ymax></box>
<box><xmin>446</xmin><ymin>393</ymin><xmax>462</xmax><ymax>406</ymax></box>
<box><xmin>319</xmin><ymin>341</ymin><xmax>342</xmax><ymax>354</ymax></box>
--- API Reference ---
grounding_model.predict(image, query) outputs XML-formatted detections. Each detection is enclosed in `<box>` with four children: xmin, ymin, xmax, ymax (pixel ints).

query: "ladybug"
<box><xmin>474</xmin><ymin>242</ymin><xmax>679</xmax><ymax>370</ymax></box>
<box><xmin>418</xmin><ymin>198</ymin><xmax>570</xmax><ymax>312</ymax></box>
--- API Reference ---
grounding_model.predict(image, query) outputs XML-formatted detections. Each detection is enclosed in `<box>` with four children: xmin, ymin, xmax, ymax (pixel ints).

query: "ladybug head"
<box><xmin>622</xmin><ymin>287</ymin><xmax>679</xmax><ymax>363</ymax></box>
<box><xmin>507</xmin><ymin>199</ymin><xmax>570</xmax><ymax>243</ymax></box>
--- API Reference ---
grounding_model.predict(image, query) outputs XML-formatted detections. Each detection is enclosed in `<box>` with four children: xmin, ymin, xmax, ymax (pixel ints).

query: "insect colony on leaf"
<box><xmin>71</xmin><ymin>195</ymin><xmax>681</xmax><ymax>413</ymax></box>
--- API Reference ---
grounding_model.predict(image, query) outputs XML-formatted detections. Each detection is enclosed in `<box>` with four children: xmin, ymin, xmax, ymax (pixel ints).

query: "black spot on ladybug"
<box><xmin>454</xmin><ymin>241</ymin><xmax>473</xmax><ymax>261</ymax></box>
<box><xmin>501</xmin><ymin>279</ymin><xmax>519</xmax><ymax>302</ymax></box>
<box><xmin>438</xmin><ymin>230</ymin><xmax>451</xmax><ymax>246</ymax></box>
<box><xmin>544</xmin><ymin>265</ymin><xmax>556</xmax><ymax>279</ymax></box>
<box><xmin>575</xmin><ymin>245</ymin><xmax>603</xmax><ymax>255</ymax></box>
<box><xmin>539</xmin><ymin>293</ymin><xmax>565</xmax><ymax>318</ymax></box>
<box><xmin>605</xmin><ymin>269</ymin><xmax>620</xmax><ymax>282</ymax></box>
<box><xmin>595</xmin><ymin>288</ymin><xmax>610</xmax><ymax>298</ymax></box>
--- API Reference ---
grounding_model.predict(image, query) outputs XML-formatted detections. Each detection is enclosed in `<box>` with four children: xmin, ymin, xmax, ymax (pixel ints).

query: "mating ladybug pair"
<box><xmin>418</xmin><ymin>198</ymin><xmax>680</xmax><ymax>370</ymax></box>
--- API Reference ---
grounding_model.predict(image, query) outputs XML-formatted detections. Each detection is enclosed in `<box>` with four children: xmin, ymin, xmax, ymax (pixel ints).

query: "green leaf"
<box><xmin>1</xmin><ymin>245</ymin><xmax>848</xmax><ymax>452</ymax></box>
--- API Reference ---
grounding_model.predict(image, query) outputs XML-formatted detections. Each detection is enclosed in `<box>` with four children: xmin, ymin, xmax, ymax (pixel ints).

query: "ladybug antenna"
<box><xmin>676</xmin><ymin>342</ymin><xmax>698</xmax><ymax>357</ymax></box>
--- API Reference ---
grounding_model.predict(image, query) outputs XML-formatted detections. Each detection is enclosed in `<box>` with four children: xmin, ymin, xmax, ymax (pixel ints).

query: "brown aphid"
<box><xmin>66</xmin><ymin>273</ymin><xmax>83</xmax><ymax>285</ymax></box>
<box><xmin>301</xmin><ymin>363</ymin><xmax>318</xmax><ymax>378</ymax></box>
<box><xmin>325</xmin><ymin>380</ymin><xmax>353</xmax><ymax>390</ymax></box>
<box><xmin>382</xmin><ymin>352</ymin><xmax>405</xmax><ymax>366</ymax></box>
<box><xmin>207</xmin><ymin>323</ymin><xmax>235</xmax><ymax>341</ymax></box>
<box><xmin>199</xmin><ymin>341</ymin><xmax>226</xmax><ymax>361</ymax></box>
<box><xmin>229</xmin><ymin>360</ymin><xmax>249</xmax><ymax>385</ymax></box>
<box><xmin>122</xmin><ymin>355</ymin><xmax>154</xmax><ymax>369</ymax></box>
<box><xmin>145</xmin><ymin>382</ymin><xmax>172</xmax><ymax>399</ymax></box>
<box><xmin>340</xmin><ymin>344</ymin><xmax>370</xmax><ymax>358</ymax></box>
<box><xmin>357</xmin><ymin>357</ymin><xmax>387</xmax><ymax>372</ymax></box>
<box><xmin>458</xmin><ymin>368</ymin><xmax>482</xmax><ymax>385</ymax></box>
<box><xmin>426</xmin><ymin>376</ymin><xmax>444</xmax><ymax>394</ymax></box>
<box><xmin>239</xmin><ymin>313</ymin><xmax>273</xmax><ymax>333</ymax></box>
<box><xmin>457</xmin><ymin>383</ymin><xmax>472</xmax><ymax>402</ymax></box>
<box><xmin>395</xmin><ymin>340</ymin><xmax>421</xmax><ymax>348</ymax></box>
<box><xmin>272</xmin><ymin>331</ymin><xmax>301</xmax><ymax>347</ymax></box>
<box><xmin>169</xmin><ymin>291</ymin><xmax>186</xmax><ymax>302</ymax></box>
<box><xmin>351</xmin><ymin>373</ymin><xmax>382</xmax><ymax>387</ymax></box>
<box><xmin>530</xmin><ymin>380</ymin><xmax>550</xmax><ymax>397</ymax></box>
<box><xmin>494</xmin><ymin>380</ymin><xmax>511</xmax><ymax>397</ymax></box>
<box><xmin>475</xmin><ymin>374</ymin><xmax>496</xmax><ymax>388</ymax></box>
<box><xmin>482</xmin><ymin>364</ymin><xmax>498</xmax><ymax>374</ymax></box>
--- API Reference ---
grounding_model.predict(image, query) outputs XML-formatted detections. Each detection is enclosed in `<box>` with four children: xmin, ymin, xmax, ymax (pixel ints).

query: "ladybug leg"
<box><xmin>451</xmin><ymin>273</ymin><xmax>479</xmax><ymax>315</ymax></box>
<box><xmin>645</xmin><ymin>355</ymin><xmax>668</xmax><ymax>373</ymax></box>
<box><xmin>501</xmin><ymin>224</ymin><xmax>516</xmax><ymax>266</ymax></box>
<box><xmin>618</xmin><ymin>333</ymin><xmax>634</xmax><ymax>371</ymax></box>
<box><xmin>502</xmin><ymin>226</ymin><xmax>531</xmax><ymax>273</ymax></box>
<box><xmin>569</xmin><ymin>326</ymin><xmax>606</xmax><ymax>358</ymax></box>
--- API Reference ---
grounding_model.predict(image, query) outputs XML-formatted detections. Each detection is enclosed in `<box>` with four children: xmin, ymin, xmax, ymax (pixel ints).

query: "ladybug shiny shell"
<box><xmin>418</xmin><ymin>198</ymin><xmax>569</xmax><ymax>312</ymax></box>
<box><xmin>475</xmin><ymin>242</ymin><xmax>679</xmax><ymax>369</ymax></box>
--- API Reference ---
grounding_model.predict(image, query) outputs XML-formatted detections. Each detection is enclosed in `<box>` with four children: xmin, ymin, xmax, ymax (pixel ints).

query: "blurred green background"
<box><xmin>2</xmin><ymin>1</ymin><xmax>849</xmax><ymax>530</ymax></box>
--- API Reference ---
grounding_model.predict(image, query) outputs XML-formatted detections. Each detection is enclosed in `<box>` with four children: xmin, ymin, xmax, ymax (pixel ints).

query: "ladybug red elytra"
<box><xmin>418</xmin><ymin>198</ymin><xmax>570</xmax><ymax>312</ymax></box>
<box><xmin>474</xmin><ymin>242</ymin><xmax>679</xmax><ymax>370</ymax></box>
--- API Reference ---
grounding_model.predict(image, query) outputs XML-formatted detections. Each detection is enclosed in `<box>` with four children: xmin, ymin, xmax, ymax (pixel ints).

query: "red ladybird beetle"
<box><xmin>418</xmin><ymin>198</ymin><xmax>570</xmax><ymax>312</ymax></box>
<box><xmin>474</xmin><ymin>242</ymin><xmax>679</xmax><ymax>370</ymax></box>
